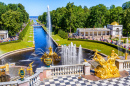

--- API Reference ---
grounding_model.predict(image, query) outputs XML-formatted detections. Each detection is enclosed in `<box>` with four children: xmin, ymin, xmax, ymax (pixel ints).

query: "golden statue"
<box><xmin>44</xmin><ymin>56</ymin><xmax>52</xmax><ymax>66</ymax></box>
<box><xmin>0</xmin><ymin>63</ymin><xmax>10</xmax><ymax>82</ymax></box>
<box><xmin>18</xmin><ymin>67</ymin><xmax>25</xmax><ymax>81</ymax></box>
<box><xmin>41</xmin><ymin>46</ymin><xmax>61</xmax><ymax>66</ymax></box>
<box><xmin>93</xmin><ymin>50</ymin><xmax>120</xmax><ymax>79</ymax></box>
<box><xmin>84</xmin><ymin>59</ymin><xmax>87</xmax><ymax>62</ymax></box>
<box><xmin>125</xmin><ymin>53</ymin><xmax>128</xmax><ymax>60</ymax></box>
<box><xmin>27</xmin><ymin>61</ymin><xmax>34</xmax><ymax>76</ymax></box>
<box><xmin>0</xmin><ymin>63</ymin><xmax>9</xmax><ymax>75</ymax></box>
<box><xmin>49</xmin><ymin>46</ymin><xmax>53</xmax><ymax>55</ymax></box>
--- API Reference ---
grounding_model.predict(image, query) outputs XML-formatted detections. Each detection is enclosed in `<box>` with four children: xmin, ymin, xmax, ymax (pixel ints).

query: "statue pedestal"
<box><xmin>43</xmin><ymin>70</ymin><xmax>52</xmax><ymax>79</ymax></box>
<box><xmin>83</xmin><ymin>62</ymin><xmax>91</xmax><ymax>75</ymax></box>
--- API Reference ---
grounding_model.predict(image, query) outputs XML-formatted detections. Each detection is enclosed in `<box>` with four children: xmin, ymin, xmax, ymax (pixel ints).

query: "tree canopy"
<box><xmin>39</xmin><ymin>1</ymin><xmax>130</xmax><ymax>36</ymax></box>
<box><xmin>0</xmin><ymin>2</ymin><xmax>29</xmax><ymax>36</ymax></box>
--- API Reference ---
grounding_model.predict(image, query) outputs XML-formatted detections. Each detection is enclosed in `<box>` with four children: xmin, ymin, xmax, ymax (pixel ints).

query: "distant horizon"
<box><xmin>0</xmin><ymin>0</ymin><xmax>129</xmax><ymax>16</ymax></box>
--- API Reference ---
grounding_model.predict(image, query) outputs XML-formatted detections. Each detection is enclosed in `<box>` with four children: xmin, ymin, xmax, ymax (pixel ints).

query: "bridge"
<box><xmin>33</xmin><ymin>24</ymin><xmax>41</xmax><ymax>26</ymax></box>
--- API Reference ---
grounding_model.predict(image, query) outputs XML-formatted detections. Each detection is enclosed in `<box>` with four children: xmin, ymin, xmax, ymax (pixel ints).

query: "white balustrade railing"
<box><xmin>0</xmin><ymin>63</ymin><xmax>85</xmax><ymax>86</ymax></box>
<box><xmin>0</xmin><ymin>71</ymin><xmax>41</xmax><ymax>86</ymax></box>
<box><xmin>0</xmin><ymin>81</ymin><xmax>18</xmax><ymax>86</ymax></box>
<box><xmin>41</xmin><ymin>64</ymin><xmax>84</xmax><ymax>76</ymax></box>
<box><xmin>116</xmin><ymin>59</ymin><xmax>130</xmax><ymax>71</ymax></box>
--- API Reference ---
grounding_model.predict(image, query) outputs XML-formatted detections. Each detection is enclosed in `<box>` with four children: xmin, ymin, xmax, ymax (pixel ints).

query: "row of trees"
<box><xmin>0</xmin><ymin>2</ymin><xmax>29</xmax><ymax>36</ymax></box>
<box><xmin>38</xmin><ymin>1</ymin><xmax>130</xmax><ymax>36</ymax></box>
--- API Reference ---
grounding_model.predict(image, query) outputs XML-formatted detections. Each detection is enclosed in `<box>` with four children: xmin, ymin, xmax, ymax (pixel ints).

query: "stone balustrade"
<box><xmin>0</xmin><ymin>62</ymin><xmax>91</xmax><ymax>85</ymax></box>
<box><xmin>51</xmin><ymin>64</ymin><xmax>84</xmax><ymax>76</ymax></box>
<box><xmin>0</xmin><ymin>71</ymin><xmax>41</xmax><ymax>86</ymax></box>
<box><xmin>116</xmin><ymin>59</ymin><xmax>130</xmax><ymax>71</ymax></box>
<box><xmin>37</xmin><ymin>62</ymin><xmax>91</xmax><ymax>79</ymax></box>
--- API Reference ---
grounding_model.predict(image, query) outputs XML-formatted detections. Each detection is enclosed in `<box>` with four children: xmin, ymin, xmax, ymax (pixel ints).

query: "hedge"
<box><xmin>58</xmin><ymin>30</ymin><xmax>68</xmax><ymax>39</ymax></box>
<box><xmin>0</xmin><ymin>40</ymin><xmax>21</xmax><ymax>45</ymax></box>
<box><xmin>68</xmin><ymin>38</ymin><xmax>130</xmax><ymax>54</ymax></box>
<box><xmin>19</xmin><ymin>21</ymin><xmax>30</xmax><ymax>40</ymax></box>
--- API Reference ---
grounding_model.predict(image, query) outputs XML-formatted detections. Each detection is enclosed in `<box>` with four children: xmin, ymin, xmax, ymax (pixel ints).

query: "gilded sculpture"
<box><xmin>27</xmin><ymin>61</ymin><xmax>34</xmax><ymax>76</ymax></box>
<box><xmin>93</xmin><ymin>50</ymin><xmax>120</xmax><ymax>79</ymax></box>
<box><xmin>41</xmin><ymin>46</ymin><xmax>61</xmax><ymax>66</ymax></box>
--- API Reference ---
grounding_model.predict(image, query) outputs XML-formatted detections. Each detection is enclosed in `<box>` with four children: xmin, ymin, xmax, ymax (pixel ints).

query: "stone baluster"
<box><xmin>129</xmin><ymin>62</ymin><xmax>130</xmax><ymax>68</ymax></box>
<box><xmin>64</xmin><ymin>67</ymin><xmax>66</xmax><ymax>75</ymax></box>
<box><xmin>64</xmin><ymin>67</ymin><xmax>65</xmax><ymax>75</ymax></box>
<box><xmin>74</xmin><ymin>66</ymin><xmax>75</xmax><ymax>74</ymax></box>
<box><xmin>30</xmin><ymin>79</ymin><xmax>32</xmax><ymax>86</ymax></box>
<box><xmin>76</xmin><ymin>66</ymin><xmax>78</xmax><ymax>74</ymax></box>
<box><xmin>123</xmin><ymin>63</ymin><xmax>125</xmax><ymax>69</ymax></box>
<box><xmin>68</xmin><ymin>67</ymin><xmax>69</xmax><ymax>75</ymax></box>
<box><xmin>60</xmin><ymin>67</ymin><xmax>61</xmax><ymax>75</ymax></box>
<box><xmin>125</xmin><ymin>62</ymin><xmax>126</xmax><ymax>69</ymax></box>
<box><xmin>73</xmin><ymin>66</ymin><xmax>74</xmax><ymax>74</ymax></box>
<box><xmin>80</xmin><ymin>66</ymin><xmax>81</xmax><ymax>74</ymax></box>
<box><xmin>63</xmin><ymin>67</ymin><xmax>64</xmax><ymax>75</ymax></box>
<box><xmin>55</xmin><ymin>68</ymin><xmax>56</xmax><ymax>76</ymax></box>
<box><xmin>127</xmin><ymin>62</ymin><xmax>128</xmax><ymax>69</ymax></box>
<box><xmin>66</xmin><ymin>67</ymin><xmax>68</xmax><ymax>75</ymax></box>
<box><xmin>68</xmin><ymin>67</ymin><xmax>70</xmax><ymax>75</ymax></box>
<box><xmin>81</xmin><ymin>65</ymin><xmax>83</xmax><ymax>74</ymax></box>
<box><xmin>70</xmin><ymin>67</ymin><xmax>71</xmax><ymax>74</ymax></box>
<box><xmin>52</xmin><ymin>69</ymin><xmax>54</xmax><ymax>76</ymax></box>
<box><xmin>65</xmin><ymin>67</ymin><xmax>67</xmax><ymax>75</ymax></box>
<box><xmin>57</xmin><ymin>68</ymin><xmax>59</xmax><ymax>75</ymax></box>
<box><xmin>74</xmin><ymin>66</ymin><xmax>76</xmax><ymax>74</ymax></box>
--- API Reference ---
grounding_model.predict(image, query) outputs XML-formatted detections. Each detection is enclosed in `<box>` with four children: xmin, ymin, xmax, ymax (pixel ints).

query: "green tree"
<box><xmin>123</xmin><ymin>8</ymin><xmax>130</xmax><ymax>36</ymax></box>
<box><xmin>122</xmin><ymin>1</ymin><xmax>130</xmax><ymax>10</ymax></box>
<box><xmin>1</xmin><ymin>10</ymin><xmax>21</xmax><ymax>36</ymax></box>
<box><xmin>109</xmin><ymin>5</ymin><xmax>123</xmax><ymax>24</ymax></box>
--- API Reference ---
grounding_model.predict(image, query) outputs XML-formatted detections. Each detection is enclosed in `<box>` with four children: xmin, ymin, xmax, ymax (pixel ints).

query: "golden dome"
<box><xmin>111</xmin><ymin>21</ymin><xmax>119</xmax><ymax>25</ymax></box>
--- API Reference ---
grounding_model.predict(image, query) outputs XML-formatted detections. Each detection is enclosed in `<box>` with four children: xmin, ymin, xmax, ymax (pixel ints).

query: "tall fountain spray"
<box><xmin>126</xmin><ymin>38</ymin><xmax>129</xmax><ymax>53</ymax></box>
<box><xmin>118</xmin><ymin>33</ymin><xmax>122</xmax><ymax>56</ymax></box>
<box><xmin>78</xmin><ymin>45</ymin><xmax>83</xmax><ymax>64</ymax></box>
<box><xmin>47</xmin><ymin>5</ymin><xmax>52</xmax><ymax>48</ymax></box>
<box><xmin>61</xmin><ymin>42</ymin><xmax>83</xmax><ymax>65</ymax></box>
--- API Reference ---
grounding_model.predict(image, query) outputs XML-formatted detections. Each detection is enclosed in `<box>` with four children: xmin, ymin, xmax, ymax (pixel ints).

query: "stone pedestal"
<box><xmin>39</xmin><ymin>72</ymin><xmax>44</xmax><ymax>81</ymax></box>
<box><xmin>43</xmin><ymin>70</ymin><xmax>52</xmax><ymax>79</ymax></box>
<box><xmin>18</xmin><ymin>80</ymin><xmax>29</xmax><ymax>86</ymax></box>
<box><xmin>83</xmin><ymin>62</ymin><xmax>91</xmax><ymax>75</ymax></box>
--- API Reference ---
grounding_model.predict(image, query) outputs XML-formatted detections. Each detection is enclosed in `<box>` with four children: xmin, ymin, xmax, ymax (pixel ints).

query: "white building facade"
<box><xmin>77</xmin><ymin>22</ymin><xmax>123</xmax><ymax>37</ymax></box>
<box><xmin>0</xmin><ymin>30</ymin><xmax>8</xmax><ymax>39</ymax></box>
<box><xmin>107</xmin><ymin>22</ymin><xmax>123</xmax><ymax>37</ymax></box>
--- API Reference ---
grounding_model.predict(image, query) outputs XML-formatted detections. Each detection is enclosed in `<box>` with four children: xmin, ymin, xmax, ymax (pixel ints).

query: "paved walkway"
<box><xmin>40</xmin><ymin>69</ymin><xmax>130</xmax><ymax>86</ymax></box>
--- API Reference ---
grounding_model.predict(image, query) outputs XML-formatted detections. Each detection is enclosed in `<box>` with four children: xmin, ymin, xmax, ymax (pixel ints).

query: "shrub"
<box><xmin>124</xmin><ymin>38</ymin><xmax>126</xmax><ymax>43</ymax></box>
<box><xmin>68</xmin><ymin>38</ymin><xmax>130</xmax><ymax>53</ymax></box>
<box><xmin>0</xmin><ymin>40</ymin><xmax>21</xmax><ymax>45</ymax></box>
<box><xmin>58</xmin><ymin>30</ymin><xmax>68</xmax><ymax>39</ymax></box>
<box><xmin>19</xmin><ymin>21</ymin><xmax>30</xmax><ymax>40</ymax></box>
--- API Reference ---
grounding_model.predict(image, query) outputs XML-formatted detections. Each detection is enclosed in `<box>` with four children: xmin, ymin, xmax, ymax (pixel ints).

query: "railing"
<box><xmin>39</xmin><ymin>64</ymin><xmax>84</xmax><ymax>77</ymax></box>
<box><xmin>116</xmin><ymin>59</ymin><xmax>130</xmax><ymax>71</ymax></box>
<box><xmin>27</xmin><ymin>72</ymin><xmax>41</xmax><ymax>86</ymax></box>
<box><xmin>77</xmin><ymin>28</ymin><xmax>110</xmax><ymax>32</ymax></box>
<box><xmin>0</xmin><ymin>81</ymin><xmax>18</xmax><ymax>86</ymax></box>
<box><xmin>0</xmin><ymin>71</ymin><xmax>41</xmax><ymax>86</ymax></box>
<box><xmin>51</xmin><ymin>64</ymin><xmax>84</xmax><ymax>76</ymax></box>
<box><xmin>0</xmin><ymin>63</ymin><xmax>85</xmax><ymax>86</ymax></box>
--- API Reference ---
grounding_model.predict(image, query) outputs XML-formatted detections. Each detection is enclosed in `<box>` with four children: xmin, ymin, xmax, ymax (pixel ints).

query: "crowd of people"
<box><xmin>69</xmin><ymin>33</ymin><xmax>130</xmax><ymax>50</ymax></box>
<box><xmin>0</xmin><ymin>36</ymin><xmax>19</xmax><ymax>43</ymax></box>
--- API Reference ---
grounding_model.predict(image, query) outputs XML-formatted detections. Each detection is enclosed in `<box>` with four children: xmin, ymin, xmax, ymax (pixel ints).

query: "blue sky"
<box><xmin>0</xmin><ymin>0</ymin><xmax>129</xmax><ymax>16</ymax></box>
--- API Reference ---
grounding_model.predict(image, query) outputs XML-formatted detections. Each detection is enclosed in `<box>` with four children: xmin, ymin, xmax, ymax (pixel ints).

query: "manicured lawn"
<box><xmin>52</xmin><ymin>34</ymin><xmax>124</xmax><ymax>56</ymax></box>
<box><xmin>0</xmin><ymin>25</ymin><xmax>34</xmax><ymax>55</ymax></box>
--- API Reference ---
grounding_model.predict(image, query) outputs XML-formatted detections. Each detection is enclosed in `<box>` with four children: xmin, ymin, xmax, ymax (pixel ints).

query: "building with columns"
<box><xmin>107</xmin><ymin>22</ymin><xmax>123</xmax><ymax>37</ymax></box>
<box><xmin>0</xmin><ymin>30</ymin><xmax>8</xmax><ymax>39</ymax></box>
<box><xmin>77</xmin><ymin>22</ymin><xmax>123</xmax><ymax>37</ymax></box>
